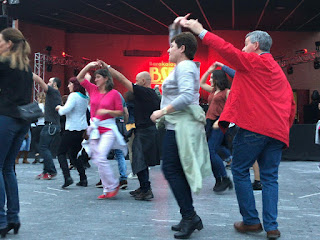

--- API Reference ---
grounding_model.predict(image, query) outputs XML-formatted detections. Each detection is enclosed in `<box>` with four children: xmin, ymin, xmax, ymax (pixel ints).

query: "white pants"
<box><xmin>90</xmin><ymin>131</ymin><xmax>119</xmax><ymax>193</ymax></box>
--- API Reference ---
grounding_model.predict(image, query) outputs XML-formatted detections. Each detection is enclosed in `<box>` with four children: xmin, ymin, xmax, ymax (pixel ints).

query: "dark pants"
<box><xmin>162</xmin><ymin>130</ymin><xmax>195</xmax><ymax>219</ymax></box>
<box><xmin>57</xmin><ymin>130</ymin><xmax>86</xmax><ymax>181</ymax></box>
<box><xmin>0</xmin><ymin>115</ymin><xmax>29</xmax><ymax>228</ymax></box>
<box><xmin>40</xmin><ymin>123</ymin><xmax>60</xmax><ymax>174</ymax></box>
<box><xmin>31</xmin><ymin>125</ymin><xmax>44</xmax><ymax>154</ymax></box>
<box><xmin>137</xmin><ymin>168</ymin><xmax>150</xmax><ymax>192</ymax></box>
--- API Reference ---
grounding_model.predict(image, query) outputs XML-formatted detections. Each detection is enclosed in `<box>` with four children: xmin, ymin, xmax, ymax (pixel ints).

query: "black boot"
<box><xmin>213</xmin><ymin>176</ymin><xmax>233</xmax><ymax>193</ymax></box>
<box><xmin>213</xmin><ymin>177</ymin><xmax>222</xmax><ymax>191</ymax></box>
<box><xmin>172</xmin><ymin>219</ymin><xmax>183</xmax><ymax>231</ymax></box>
<box><xmin>76</xmin><ymin>179</ymin><xmax>88</xmax><ymax>187</ymax></box>
<box><xmin>62</xmin><ymin>176</ymin><xmax>73</xmax><ymax>189</ymax></box>
<box><xmin>5</xmin><ymin>222</ymin><xmax>20</xmax><ymax>235</ymax></box>
<box><xmin>174</xmin><ymin>214</ymin><xmax>203</xmax><ymax>239</ymax></box>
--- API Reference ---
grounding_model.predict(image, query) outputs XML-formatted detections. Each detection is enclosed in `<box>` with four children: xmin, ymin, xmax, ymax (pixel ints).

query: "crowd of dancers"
<box><xmin>0</xmin><ymin>14</ymin><xmax>296</xmax><ymax>240</ymax></box>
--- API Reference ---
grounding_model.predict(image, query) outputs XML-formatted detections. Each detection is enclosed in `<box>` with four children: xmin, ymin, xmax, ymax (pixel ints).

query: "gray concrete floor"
<box><xmin>9</xmin><ymin>159</ymin><xmax>320</xmax><ymax>240</ymax></box>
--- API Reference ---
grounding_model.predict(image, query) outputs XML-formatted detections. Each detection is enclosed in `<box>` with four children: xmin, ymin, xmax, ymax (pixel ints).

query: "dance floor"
<box><xmin>13</xmin><ymin>159</ymin><xmax>320</xmax><ymax>240</ymax></box>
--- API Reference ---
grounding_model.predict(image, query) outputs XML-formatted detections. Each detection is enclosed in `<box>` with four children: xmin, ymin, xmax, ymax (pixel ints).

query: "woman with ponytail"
<box><xmin>0</xmin><ymin>28</ymin><xmax>33</xmax><ymax>237</ymax></box>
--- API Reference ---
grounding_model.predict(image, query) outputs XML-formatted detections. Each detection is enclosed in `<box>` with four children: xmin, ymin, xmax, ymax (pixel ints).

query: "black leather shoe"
<box><xmin>4</xmin><ymin>222</ymin><xmax>21</xmax><ymax>236</ymax></box>
<box><xmin>134</xmin><ymin>189</ymin><xmax>154</xmax><ymax>201</ymax></box>
<box><xmin>76</xmin><ymin>179</ymin><xmax>88</xmax><ymax>187</ymax></box>
<box><xmin>62</xmin><ymin>177</ymin><xmax>73</xmax><ymax>189</ymax></box>
<box><xmin>172</xmin><ymin>219</ymin><xmax>183</xmax><ymax>231</ymax></box>
<box><xmin>213</xmin><ymin>177</ymin><xmax>233</xmax><ymax>192</ymax></box>
<box><xmin>129</xmin><ymin>188</ymin><xmax>141</xmax><ymax>197</ymax></box>
<box><xmin>174</xmin><ymin>214</ymin><xmax>203</xmax><ymax>239</ymax></box>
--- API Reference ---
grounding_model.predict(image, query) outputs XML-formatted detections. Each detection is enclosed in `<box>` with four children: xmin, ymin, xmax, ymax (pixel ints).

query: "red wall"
<box><xmin>19</xmin><ymin>21</ymin><xmax>320</xmax><ymax>108</ymax></box>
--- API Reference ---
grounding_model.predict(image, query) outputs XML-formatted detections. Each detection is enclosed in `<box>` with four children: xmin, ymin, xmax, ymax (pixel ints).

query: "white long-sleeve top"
<box><xmin>58</xmin><ymin>92</ymin><xmax>89</xmax><ymax>131</ymax></box>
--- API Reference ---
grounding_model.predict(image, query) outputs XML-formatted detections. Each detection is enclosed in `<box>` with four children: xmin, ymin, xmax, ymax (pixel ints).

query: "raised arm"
<box><xmin>77</xmin><ymin>61</ymin><xmax>99</xmax><ymax>83</ymax></box>
<box><xmin>200</xmin><ymin>63</ymin><xmax>218</xmax><ymax>93</ymax></box>
<box><xmin>182</xmin><ymin>19</ymin><xmax>252</xmax><ymax>72</ymax></box>
<box><xmin>97</xmin><ymin>60</ymin><xmax>133</xmax><ymax>92</ymax></box>
<box><xmin>33</xmin><ymin>73</ymin><xmax>48</xmax><ymax>92</ymax></box>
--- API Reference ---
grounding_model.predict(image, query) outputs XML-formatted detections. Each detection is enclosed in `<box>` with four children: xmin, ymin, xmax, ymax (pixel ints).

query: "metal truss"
<box><xmin>33</xmin><ymin>53</ymin><xmax>88</xmax><ymax>101</ymax></box>
<box><xmin>33</xmin><ymin>52</ymin><xmax>46</xmax><ymax>102</ymax></box>
<box><xmin>276</xmin><ymin>51</ymin><xmax>320</xmax><ymax>68</ymax></box>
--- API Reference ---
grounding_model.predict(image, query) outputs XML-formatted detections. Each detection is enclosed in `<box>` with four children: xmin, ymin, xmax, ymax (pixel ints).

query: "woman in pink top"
<box><xmin>77</xmin><ymin>61</ymin><xmax>124</xmax><ymax>199</ymax></box>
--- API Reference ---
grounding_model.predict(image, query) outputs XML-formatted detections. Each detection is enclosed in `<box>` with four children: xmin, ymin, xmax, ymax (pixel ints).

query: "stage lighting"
<box><xmin>295</xmin><ymin>49</ymin><xmax>307</xmax><ymax>55</ymax></box>
<box><xmin>314</xmin><ymin>58</ymin><xmax>320</xmax><ymax>69</ymax></box>
<box><xmin>287</xmin><ymin>65</ymin><xmax>293</xmax><ymax>75</ymax></box>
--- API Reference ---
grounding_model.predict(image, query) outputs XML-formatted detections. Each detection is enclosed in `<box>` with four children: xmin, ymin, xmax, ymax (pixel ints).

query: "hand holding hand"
<box><xmin>213</xmin><ymin>61</ymin><xmax>224</xmax><ymax>68</ymax></box>
<box><xmin>181</xmin><ymin>19</ymin><xmax>204</xmax><ymax>35</ymax></box>
<box><xmin>173</xmin><ymin>13</ymin><xmax>191</xmax><ymax>28</ymax></box>
<box><xmin>55</xmin><ymin>105</ymin><xmax>61</xmax><ymax>111</ymax></box>
<box><xmin>150</xmin><ymin>110</ymin><xmax>164</xmax><ymax>123</ymax></box>
<box><xmin>86</xmin><ymin>61</ymin><xmax>99</xmax><ymax>69</ymax></box>
<box><xmin>97</xmin><ymin>59</ymin><xmax>109</xmax><ymax>68</ymax></box>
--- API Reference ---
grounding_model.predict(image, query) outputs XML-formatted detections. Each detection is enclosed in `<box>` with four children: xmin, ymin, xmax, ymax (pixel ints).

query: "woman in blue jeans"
<box><xmin>200</xmin><ymin>62</ymin><xmax>233</xmax><ymax>192</ymax></box>
<box><xmin>0</xmin><ymin>28</ymin><xmax>33</xmax><ymax>237</ymax></box>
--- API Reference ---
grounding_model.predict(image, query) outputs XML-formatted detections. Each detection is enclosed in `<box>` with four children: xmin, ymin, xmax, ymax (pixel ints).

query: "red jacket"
<box><xmin>203</xmin><ymin>32</ymin><xmax>296</xmax><ymax>147</ymax></box>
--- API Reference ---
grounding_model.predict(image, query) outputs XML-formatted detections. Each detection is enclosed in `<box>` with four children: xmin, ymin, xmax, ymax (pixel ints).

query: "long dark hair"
<box><xmin>211</xmin><ymin>70</ymin><xmax>230</xmax><ymax>91</ymax></box>
<box><xmin>94</xmin><ymin>68</ymin><xmax>114</xmax><ymax>92</ymax></box>
<box><xmin>69</xmin><ymin>77</ymin><xmax>86</xmax><ymax>95</ymax></box>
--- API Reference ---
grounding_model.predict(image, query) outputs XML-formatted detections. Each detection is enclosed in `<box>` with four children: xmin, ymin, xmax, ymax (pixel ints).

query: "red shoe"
<box><xmin>35</xmin><ymin>173</ymin><xmax>44</xmax><ymax>180</ymax></box>
<box><xmin>42</xmin><ymin>173</ymin><xmax>57</xmax><ymax>180</ymax></box>
<box><xmin>106</xmin><ymin>185</ymin><xmax>120</xmax><ymax>198</ymax></box>
<box><xmin>97</xmin><ymin>193</ymin><xmax>108</xmax><ymax>200</ymax></box>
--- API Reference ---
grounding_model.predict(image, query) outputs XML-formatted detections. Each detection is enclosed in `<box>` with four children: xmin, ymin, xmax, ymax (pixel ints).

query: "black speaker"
<box><xmin>0</xmin><ymin>16</ymin><xmax>8</xmax><ymax>31</ymax></box>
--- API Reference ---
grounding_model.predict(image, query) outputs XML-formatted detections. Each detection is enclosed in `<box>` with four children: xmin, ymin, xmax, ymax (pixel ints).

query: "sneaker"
<box><xmin>35</xmin><ymin>173</ymin><xmax>44</xmax><ymax>180</ymax></box>
<box><xmin>119</xmin><ymin>180</ymin><xmax>128</xmax><ymax>189</ymax></box>
<box><xmin>134</xmin><ymin>189</ymin><xmax>154</xmax><ymax>201</ymax></box>
<box><xmin>42</xmin><ymin>173</ymin><xmax>57</xmax><ymax>180</ymax></box>
<box><xmin>128</xmin><ymin>172</ymin><xmax>138</xmax><ymax>179</ymax></box>
<box><xmin>252</xmin><ymin>180</ymin><xmax>262</xmax><ymax>190</ymax></box>
<box><xmin>129</xmin><ymin>187</ymin><xmax>141</xmax><ymax>197</ymax></box>
<box><xmin>95</xmin><ymin>180</ymin><xmax>103</xmax><ymax>188</ymax></box>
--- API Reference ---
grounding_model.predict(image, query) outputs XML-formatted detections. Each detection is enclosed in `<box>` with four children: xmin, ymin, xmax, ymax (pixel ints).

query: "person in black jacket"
<box><xmin>0</xmin><ymin>27</ymin><xmax>33</xmax><ymax>237</ymax></box>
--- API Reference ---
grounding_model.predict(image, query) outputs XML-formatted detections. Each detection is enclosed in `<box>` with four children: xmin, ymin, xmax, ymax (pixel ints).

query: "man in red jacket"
<box><xmin>183</xmin><ymin>19</ymin><xmax>295</xmax><ymax>239</ymax></box>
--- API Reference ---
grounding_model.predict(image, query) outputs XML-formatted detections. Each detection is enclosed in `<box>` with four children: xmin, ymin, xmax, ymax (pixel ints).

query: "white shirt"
<box><xmin>58</xmin><ymin>92</ymin><xmax>89</xmax><ymax>131</ymax></box>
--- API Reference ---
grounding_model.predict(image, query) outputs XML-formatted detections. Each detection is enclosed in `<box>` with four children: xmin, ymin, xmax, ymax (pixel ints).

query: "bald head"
<box><xmin>136</xmin><ymin>71</ymin><xmax>151</xmax><ymax>87</ymax></box>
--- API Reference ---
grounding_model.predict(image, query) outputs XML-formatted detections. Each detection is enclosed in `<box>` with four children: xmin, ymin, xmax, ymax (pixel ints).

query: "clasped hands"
<box><xmin>173</xmin><ymin>14</ymin><xmax>204</xmax><ymax>35</ymax></box>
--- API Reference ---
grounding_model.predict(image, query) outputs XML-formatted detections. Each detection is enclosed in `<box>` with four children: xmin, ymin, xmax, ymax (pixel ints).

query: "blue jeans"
<box><xmin>0</xmin><ymin>115</ymin><xmax>29</xmax><ymax>228</ymax></box>
<box><xmin>208</xmin><ymin>128</ymin><xmax>228</xmax><ymax>179</ymax></box>
<box><xmin>114</xmin><ymin>149</ymin><xmax>127</xmax><ymax>181</ymax></box>
<box><xmin>231</xmin><ymin>128</ymin><xmax>284</xmax><ymax>231</ymax></box>
<box><xmin>39</xmin><ymin>124</ymin><xmax>60</xmax><ymax>174</ymax></box>
<box><xmin>162</xmin><ymin>130</ymin><xmax>195</xmax><ymax>219</ymax></box>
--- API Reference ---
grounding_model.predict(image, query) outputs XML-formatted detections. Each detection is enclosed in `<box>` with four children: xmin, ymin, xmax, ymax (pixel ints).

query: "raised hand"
<box><xmin>181</xmin><ymin>19</ymin><xmax>204</xmax><ymax>35</ymax></box>
<box><xmin>173</xmin><ymin>13</ymin><xmax>191</xmax><ymax>27</ymax></box>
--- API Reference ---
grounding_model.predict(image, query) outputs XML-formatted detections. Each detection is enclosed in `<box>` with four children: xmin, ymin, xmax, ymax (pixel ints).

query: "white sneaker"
<box><xmin>128</xmin><ymin>172</ymin><xmax>138</xmax><ymax>179</ymax></box>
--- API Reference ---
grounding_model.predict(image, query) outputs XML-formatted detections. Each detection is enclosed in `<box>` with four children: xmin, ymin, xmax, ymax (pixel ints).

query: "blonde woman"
<box><xmin>0</xmin><ymin>28</ymin><xmax>33</xmax><ymax>237</ymax></box>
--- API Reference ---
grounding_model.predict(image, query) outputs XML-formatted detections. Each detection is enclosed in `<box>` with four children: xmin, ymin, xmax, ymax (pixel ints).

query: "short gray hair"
<box><xmin>246</xmin><ymin>30</ymin><xmax>272</xmax><ymax>52</ymax></box>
